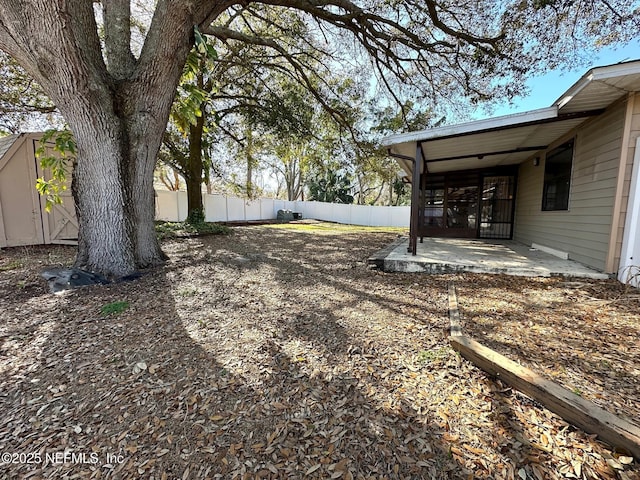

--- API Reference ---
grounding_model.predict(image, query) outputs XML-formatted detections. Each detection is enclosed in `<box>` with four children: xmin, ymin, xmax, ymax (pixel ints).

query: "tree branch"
<box><xmin>203</xmin><ymin>24</ymin><xmax>357</xmax><ymax>136</ymax></box>
<box><xmin>103</xmin><ymin>0</ymin><xmax>136</xmax><ymax>79</ymax></box>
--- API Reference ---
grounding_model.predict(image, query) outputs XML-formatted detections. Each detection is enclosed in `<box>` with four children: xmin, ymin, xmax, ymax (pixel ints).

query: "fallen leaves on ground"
<box><xmin>0</xmin><ymin>224</ymin><xmax>638</xmax><ymax>479</ymax></box>
<box><xmin>456</xmin><ymin>275</ymin><xmax>640</xmax><ymax>422</ymax></box>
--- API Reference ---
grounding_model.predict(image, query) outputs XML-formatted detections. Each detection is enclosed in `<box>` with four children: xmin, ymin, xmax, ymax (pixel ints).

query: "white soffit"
<box><xmin>388</xmin><ymin>115</ymin><xmax>587</xmax><ymax>174</ymax></box>
<box><xmin>383</xmin><ymin>106</ymin><xmax>561</xmax><ymax>173</ymax></box>
<box><xmin>556</xmin><ymin>60</ymin><xmax>640</xmax><ymax>113</ymax></box>
<box><xmin>424</xmin><ymin>117</ymin><xmax>587</xmax><ymax>173</ymax></box>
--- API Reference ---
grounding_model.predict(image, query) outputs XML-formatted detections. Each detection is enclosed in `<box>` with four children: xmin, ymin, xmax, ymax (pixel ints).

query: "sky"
<box><xmin>476</xmin><ymin>40</ymin><xmax>640</xmax><ymax>120</ymax></box>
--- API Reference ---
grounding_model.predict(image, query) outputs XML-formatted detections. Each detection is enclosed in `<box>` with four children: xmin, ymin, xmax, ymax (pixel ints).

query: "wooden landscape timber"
<box><xmin>448</xmin><ymin>282</ymin><xmax>463</xmax><ymax>337</ymax></box>
<box><xmin>448</xmin><ymin>283</ymin><xmax>640</xmax><ymax>460</ymax></box>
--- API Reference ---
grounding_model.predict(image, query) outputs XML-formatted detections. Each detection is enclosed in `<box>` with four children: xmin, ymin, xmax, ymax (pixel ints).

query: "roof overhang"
<box><xmin>556</xmin><ymin>60</ymin><xmax>640</xmax><ymax>113</ymax></box>
<box><xmin>383</xmin><ymin>60</ymin><xmax>640</xmax><ymax>177</ymax></box>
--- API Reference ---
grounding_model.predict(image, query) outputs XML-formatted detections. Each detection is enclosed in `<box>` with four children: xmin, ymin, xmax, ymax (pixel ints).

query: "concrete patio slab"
<box><xmin>369</xmin><ymin>237</ymin><xmax>610</xmax><ymax>279</ymax></box>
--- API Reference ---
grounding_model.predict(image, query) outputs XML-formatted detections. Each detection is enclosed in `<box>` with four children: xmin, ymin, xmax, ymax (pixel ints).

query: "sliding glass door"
<box><xmin>419</xmin><ymin>170</ymin><xmax>516</xmax><ymax>240</ymax></box>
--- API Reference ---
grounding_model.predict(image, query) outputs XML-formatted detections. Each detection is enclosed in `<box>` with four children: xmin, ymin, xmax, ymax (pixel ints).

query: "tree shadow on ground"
<box><xmin>1</xmin><ymin>243</ymin><xmax>466</xmax><ymax>479</ymax></box>
<box><xmin>2</xmin><ymin>229</ymin><xmax>635</xmax><ymax>479</ymax></box>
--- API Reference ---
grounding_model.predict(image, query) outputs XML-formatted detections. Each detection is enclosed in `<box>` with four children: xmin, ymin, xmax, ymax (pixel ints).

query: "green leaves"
<box><xmin>35</xmin><ymin>129</ymin><xmax>75</xmax><ymax>213</ymax></box>
<box><xmin>173</xmin><ymin>83</ymin><xmax>207</xmax><ymax>133</ymax></box>
<box><xmin>155</xmin><ymin>220</ymin><xmax>231</xmax><ymax>240</ymax></box>
<box><xmin>170</xmin><ymin>27</ymin><xmax>219</xmax><ymax>137</ymax></box>
<box><xmin>307</xmin><ymin>168</ymin><xmax>354</xmax><ymax>204</ymax></box>
<box><xmin>194</xmin><ymin>26</ymin><xmax>218</xmax><ymax>59</ymax></box>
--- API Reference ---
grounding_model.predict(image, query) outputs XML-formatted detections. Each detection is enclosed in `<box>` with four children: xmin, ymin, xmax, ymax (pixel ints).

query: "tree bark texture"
<box><xmin>0</xmin><ymin>0</ymin><xmax>232</xmax><ymax>277</ymax></box>
<box><xmin>246</xmin><ymin>128</ymin><xmax>255</xmax><ymax>199</ymax></box>
<box><xmin>187</xmin><ymin>114</ymin><xmax>206</xmax><ymax>220</ymax></box>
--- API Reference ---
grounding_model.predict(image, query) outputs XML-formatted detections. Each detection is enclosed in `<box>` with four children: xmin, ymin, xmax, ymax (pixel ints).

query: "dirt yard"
<box><xmin>0</xmin><ymin>222</ymin><xmax>638</xmax><ymax>479</ymax></box>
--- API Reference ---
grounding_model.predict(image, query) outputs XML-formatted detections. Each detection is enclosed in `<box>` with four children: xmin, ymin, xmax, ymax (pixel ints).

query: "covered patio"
<box><xmin>382</xmin><ymin>103</ymin><xmax>599</xmax><ymax>255</ymax></box>
<box><xmin>369</xmin><ymin>237</ymin><xmax>610</xmax><ymax>278</ymax></box>
<box><xmin>379</xmin><ymin>60</ymin><xmax>640</xmax><ymax>284</ymax></box>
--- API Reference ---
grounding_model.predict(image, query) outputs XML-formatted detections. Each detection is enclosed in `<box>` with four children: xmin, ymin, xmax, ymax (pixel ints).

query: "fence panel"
<box><xmin>260</xmin><ymin>199</ymin><xmax>276</xmax><ymax>220</ymax></box>
<box><xmin>155</xmin><ymin>191</ymin><xmax>410</xmax><ymax>228</ymax></box>
<box><xmin>156</xmin><ymin>190</ymin><xmax>187</xmax><ymax>222</ymax></box>
<box><xmin>245</xmin><ymin>199</ymin><xmax>262</xmax><ymax>221</ymax></box>
<box><xmin>204</xmin><ymin>194</ymin><xmax>228</xmax><ymax>222</ymax></box>
<box><xmin>226</xmin><ymin>196</ymin><xmax>246</xmax><ymax>221</ymax></box>
<box><xmin>351</xmin><ymin>205</ymin><xmax>371</xmax><ymax>226</ymax></box>
<box><xmin>390</xmin><ymin>206</ymin><xmax>411</xmax><ymax>227</ymax></box>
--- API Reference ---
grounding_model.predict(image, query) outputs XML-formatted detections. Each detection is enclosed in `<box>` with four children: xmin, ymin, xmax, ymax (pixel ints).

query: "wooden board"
<box><xmin>450</xmin><ymin>334</ymin><xmax>640</xmax><ymax>459</ymax></box>
<box><xmin>447</xmin><ymin>281</ymin><xmax>462</xmax><ymax>337</ymax></box>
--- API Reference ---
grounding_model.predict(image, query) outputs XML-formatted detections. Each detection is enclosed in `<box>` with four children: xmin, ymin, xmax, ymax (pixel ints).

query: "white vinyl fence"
<box><xmin>155</xmin><ymin>190</ymin><xmax>410</xmax><ymax>228</ymax></box>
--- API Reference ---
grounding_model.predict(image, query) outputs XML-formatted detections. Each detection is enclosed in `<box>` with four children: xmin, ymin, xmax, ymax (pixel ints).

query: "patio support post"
<box><xmin>409</xmin><ymin>143</ymin><xmax>422</xmax><ymax>255</ymax></box>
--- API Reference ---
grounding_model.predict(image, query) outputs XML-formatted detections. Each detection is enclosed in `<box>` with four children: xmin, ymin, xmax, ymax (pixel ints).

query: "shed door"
<box><xmin>33</xmin><ymin>140</ymin><xmax>78</xmax><ymax>245</ymax></box>
<box><xmin>0</xmin><ymin>138</ymin><xmax>45</xmax><ymax>247</ymax></box>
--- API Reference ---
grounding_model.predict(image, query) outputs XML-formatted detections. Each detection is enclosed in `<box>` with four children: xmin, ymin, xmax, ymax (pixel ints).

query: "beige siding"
<box><xmin>0</xmin><ymin>133</ymin><xmax>78</xmax><ymax>248</ymax></box>
<box><xmin>612</xmin><ymin>93</ymin><xmax>640</xmax><ymax>270</ymax></box>
<box><xmin>514</xmin><ymin>101</ymin><xmax>627</xmax><ymax>271</ymax></box>
<box><xmin>0</xmin><ymin>135</ymin><xmax>45</xmax><ymax>246</ymax></box>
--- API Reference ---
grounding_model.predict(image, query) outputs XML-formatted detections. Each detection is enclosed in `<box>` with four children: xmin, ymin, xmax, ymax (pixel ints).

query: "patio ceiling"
<box><xmin>383</xmin><ymin>60</ymin><xmax>640</xmax><ymax>177</ymax></box>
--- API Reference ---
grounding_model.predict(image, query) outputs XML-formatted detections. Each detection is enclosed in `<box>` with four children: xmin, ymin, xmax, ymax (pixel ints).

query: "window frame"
<box><xmin>541</xmin><ymin>139</ymin><xmax>574</xmax><ymax>212</ymax></box>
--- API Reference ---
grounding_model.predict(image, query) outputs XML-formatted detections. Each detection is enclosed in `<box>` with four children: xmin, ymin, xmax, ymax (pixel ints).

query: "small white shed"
<box><xmin>0</xmin><ymin>132</ymin><xmax>77</xmax><ymax>248</ymax></box>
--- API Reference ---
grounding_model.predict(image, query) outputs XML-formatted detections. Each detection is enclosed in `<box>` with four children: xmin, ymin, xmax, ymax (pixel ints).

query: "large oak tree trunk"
<box><xmin>0</xmin><ymin>0</ymin><xmax>222</xmax><ymax>278</ymax></box>
<box><xmin>70</xmin><ymin>106</ymin><xmax>171</xmax><ymax>277</ymax></box>
<box><xmin>72</xmin><ymin>124</ymin><xmax>136</xmax><ymax>276</ymax></box>
<box><xmin>66</xmin><ymin>79</ymin><xmax>187</xmax><ymax>277</ymax></box>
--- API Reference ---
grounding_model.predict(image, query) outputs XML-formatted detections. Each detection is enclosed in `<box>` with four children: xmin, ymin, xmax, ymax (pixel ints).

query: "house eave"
<box><xmin>555</xmin><ymin>60</ymin><xmax>640</xmax><ymax>110</ymax></box>
<box><xmin>380</xmin><ymin>106</ymin><xmax>558</xmax><ymax>148</ymax></box>
<box><xmin>382</xmin><ymin>59</ymin><xmax>640</xmax><ymax>176</ymax></box>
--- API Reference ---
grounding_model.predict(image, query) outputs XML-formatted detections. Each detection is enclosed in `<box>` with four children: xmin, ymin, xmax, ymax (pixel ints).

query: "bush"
<box><xmin>155</xmin><ymin>220</ymin><xmax>232</xmax><ymax>240</ymax></box>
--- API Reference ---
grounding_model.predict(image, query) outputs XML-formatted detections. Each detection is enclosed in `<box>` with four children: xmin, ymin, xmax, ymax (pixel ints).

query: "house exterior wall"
<box><xmin>612</xmin><ymin>93</ymin><xmax>640</xmax><ymax>274</ymax></box>
<box><xmin>514</xmin><ymin>100</ymin><xmax>627</xmax><ymax>272</ymax></box>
